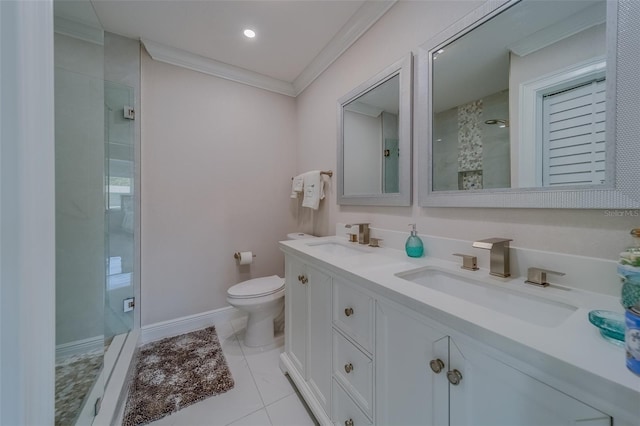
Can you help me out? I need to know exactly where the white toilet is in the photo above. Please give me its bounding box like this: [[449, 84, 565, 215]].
[[227, 232, 316, 347]]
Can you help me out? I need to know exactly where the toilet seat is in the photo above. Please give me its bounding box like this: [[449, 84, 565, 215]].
[[227, 275, 284, 299]]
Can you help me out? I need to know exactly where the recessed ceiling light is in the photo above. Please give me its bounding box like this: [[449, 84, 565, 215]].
[[243, 29, 256, 39]]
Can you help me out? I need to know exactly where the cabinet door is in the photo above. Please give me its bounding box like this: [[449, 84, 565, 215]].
[[376, 300, 449, 426], [285, 256, 307, 376], [448, 338, 611, 426], [306, 265, 332, 413]]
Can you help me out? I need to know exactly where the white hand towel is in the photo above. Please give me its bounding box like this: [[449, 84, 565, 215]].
[[302, 171, 325, 210], [291, 174, 304, 198]]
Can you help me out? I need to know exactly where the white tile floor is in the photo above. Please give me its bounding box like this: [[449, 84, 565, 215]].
[[147, 318, 317, 426]]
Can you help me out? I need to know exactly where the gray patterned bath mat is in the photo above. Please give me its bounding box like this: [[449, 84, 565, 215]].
[[123, 326, 234, 426]]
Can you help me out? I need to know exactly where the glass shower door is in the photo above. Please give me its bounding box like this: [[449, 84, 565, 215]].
[[105, 81, 136, 342], [54, 4, 105, 423]]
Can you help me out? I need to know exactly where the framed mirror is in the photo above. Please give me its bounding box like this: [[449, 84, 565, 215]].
[[417, 0, 640, 208], [338, 54, 412, 206]]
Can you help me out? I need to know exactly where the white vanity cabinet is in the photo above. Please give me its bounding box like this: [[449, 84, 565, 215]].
[[332, 278, 375, 424], [285, 256, 308, 375], [376, 297, 611, 426], [447, 336, 611, 426], [283, 255, 332, 416], [375, 298, 449, 426], [281, 249, 616, 426]]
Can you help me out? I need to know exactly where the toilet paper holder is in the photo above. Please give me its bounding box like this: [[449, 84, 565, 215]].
[[233, 252, 256, 260]]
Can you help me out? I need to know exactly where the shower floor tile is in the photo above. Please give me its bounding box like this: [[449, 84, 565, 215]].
[[55, 348, 103, 426]]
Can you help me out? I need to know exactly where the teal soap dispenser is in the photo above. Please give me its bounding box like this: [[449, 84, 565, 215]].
[[405, 224, 424, 258]]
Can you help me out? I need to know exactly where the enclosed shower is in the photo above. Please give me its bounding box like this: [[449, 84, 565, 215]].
[[53, 1, 140, 423]]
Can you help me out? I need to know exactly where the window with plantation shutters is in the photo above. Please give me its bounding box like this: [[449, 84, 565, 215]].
[[542, 78, 606, 187]]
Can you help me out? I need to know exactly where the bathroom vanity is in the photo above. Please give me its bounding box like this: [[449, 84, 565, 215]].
[[279, 235, 639, 426]]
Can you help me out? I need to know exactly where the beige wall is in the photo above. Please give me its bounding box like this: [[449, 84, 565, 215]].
[[296, 1, 637, 266], [141, 51, 298, 325], [141, 1, 635, 325]]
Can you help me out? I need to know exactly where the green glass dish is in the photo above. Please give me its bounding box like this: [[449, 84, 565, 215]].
[[588, 310, 625, 346]]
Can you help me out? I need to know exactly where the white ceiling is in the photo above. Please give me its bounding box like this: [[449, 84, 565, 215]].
[[89, 0, 376, 84]]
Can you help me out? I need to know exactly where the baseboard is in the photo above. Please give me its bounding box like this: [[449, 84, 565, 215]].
[[56, 335, 104, 360], [140, 306, 244, 345]]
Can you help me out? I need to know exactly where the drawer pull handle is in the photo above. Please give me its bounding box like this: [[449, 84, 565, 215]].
[[344, 307, 354, 317], [345, 419, 354, 426], [344, 363, 353, 373], [446, 369, 463, 385], [429, 358, 445, 374], [297, 275, 308, 284]]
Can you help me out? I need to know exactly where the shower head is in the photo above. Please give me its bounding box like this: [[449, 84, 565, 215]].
[[484, 119, 509, 127]]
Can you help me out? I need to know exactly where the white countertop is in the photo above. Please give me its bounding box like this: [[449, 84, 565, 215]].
[[280, 236, 640, 422]]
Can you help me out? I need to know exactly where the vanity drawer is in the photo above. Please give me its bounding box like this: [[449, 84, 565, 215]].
[[333, 278, 374, 352], [332, 379, 373, 426], [333, 329, 373, 417]]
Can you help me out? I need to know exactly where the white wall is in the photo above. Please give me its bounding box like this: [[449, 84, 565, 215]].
[[141, 50, 298, 326], [140, 2, 632, 326], [295, 1, 638, 271], [1, 0, 55, 422]]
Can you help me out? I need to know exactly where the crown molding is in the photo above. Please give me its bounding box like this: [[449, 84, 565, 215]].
[[142, 39, 297, 97], [292, 0, 397, 95], [508, 2, 605, 57], [142, 0, 395, 98], [54, 15, 104, 45]]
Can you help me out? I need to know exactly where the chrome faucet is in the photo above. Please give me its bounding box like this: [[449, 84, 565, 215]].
[[346, 223, 370, 245], [472, 237, 513, 278]]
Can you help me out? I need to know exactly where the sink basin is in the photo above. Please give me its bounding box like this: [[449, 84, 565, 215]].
[[306, 241, 370, 257], [396, 267, 577, 327]]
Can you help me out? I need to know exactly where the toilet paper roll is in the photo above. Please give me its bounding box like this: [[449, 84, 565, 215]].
[[237, 251, 253, 265]]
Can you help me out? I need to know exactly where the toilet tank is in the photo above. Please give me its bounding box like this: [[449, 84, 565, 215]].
[[287, 232, 316, 240]]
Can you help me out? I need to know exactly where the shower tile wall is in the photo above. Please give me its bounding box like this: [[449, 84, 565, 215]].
[[482, 91, 510, 189], [54, 32, 105, 351], [433, 90, 510, 190], [457, 99, 483, 190], [382, 111, 399, 193], [432, 107, 458, 191], [54, 29, 105, 425]]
